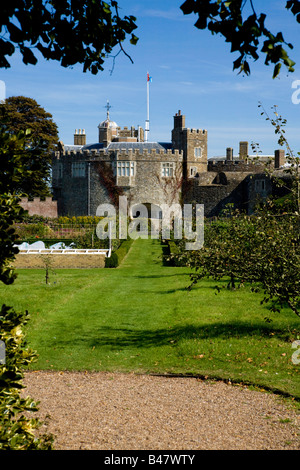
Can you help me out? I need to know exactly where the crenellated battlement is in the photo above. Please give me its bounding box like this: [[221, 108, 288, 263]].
[[207, 159, 271, 173], [57, 148, 183, 160], [19, 197, 58, 218], [186, 128, 207, 135]]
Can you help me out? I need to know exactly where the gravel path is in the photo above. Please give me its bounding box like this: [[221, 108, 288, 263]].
[[22, 371, 299, 450]]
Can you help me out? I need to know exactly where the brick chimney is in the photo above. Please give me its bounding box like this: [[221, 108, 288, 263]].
[[239, 141, 248, 160], [74, 129, 86, 146], [173, 110, 185, 129], [226, 147, 233, 161], [274, 149, 285, 168]]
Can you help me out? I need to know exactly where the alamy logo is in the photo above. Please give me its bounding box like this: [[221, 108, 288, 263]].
[[96, 197, 204, 251], [0, 80, 5, 102], [291, 80, 300, 104], [292, 340, 300, 365]]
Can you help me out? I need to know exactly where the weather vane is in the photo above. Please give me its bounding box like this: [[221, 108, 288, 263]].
[[105, 100, 112, 120]]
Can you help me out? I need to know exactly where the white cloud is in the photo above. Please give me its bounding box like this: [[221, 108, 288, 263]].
[[143, 8, 184, 21], [180, 81, 194, 86]]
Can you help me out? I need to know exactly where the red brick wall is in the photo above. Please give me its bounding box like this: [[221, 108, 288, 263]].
[[19, 197, 58, 218]]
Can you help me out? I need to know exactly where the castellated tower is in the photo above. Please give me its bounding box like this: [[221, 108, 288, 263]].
[[172, 110, 207, 178]]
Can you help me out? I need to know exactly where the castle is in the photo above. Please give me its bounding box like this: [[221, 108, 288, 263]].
[[51, 107, 287, 219]]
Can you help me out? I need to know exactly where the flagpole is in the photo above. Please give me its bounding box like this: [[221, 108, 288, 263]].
[[145, 72, 150, 142]]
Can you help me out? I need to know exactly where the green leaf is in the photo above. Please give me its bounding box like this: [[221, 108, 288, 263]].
[[180, 0, 196, 15], [273, 62, 282, 78], [21, 47, 37, 66]]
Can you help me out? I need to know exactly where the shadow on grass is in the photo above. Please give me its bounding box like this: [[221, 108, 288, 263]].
[[133, 273, 190, 279], [52, 321, 295, 350]]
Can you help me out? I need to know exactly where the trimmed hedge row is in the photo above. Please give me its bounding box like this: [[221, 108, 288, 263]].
[[105, 238, 134, 268], [166, 240, 186, 267]]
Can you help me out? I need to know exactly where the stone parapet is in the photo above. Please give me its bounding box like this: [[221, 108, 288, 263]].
[[207, 160, 268, 173], [19, 197, 58, 218], [58, 148, 183, 161]]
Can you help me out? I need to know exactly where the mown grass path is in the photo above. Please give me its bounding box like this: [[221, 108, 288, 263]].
[[1, 238, 299, 398]]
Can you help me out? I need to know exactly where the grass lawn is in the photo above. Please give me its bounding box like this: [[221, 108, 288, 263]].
[[0, 238, 299, 399]]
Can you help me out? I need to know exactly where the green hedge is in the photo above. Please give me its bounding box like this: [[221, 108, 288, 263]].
[[168, 240, 185, 267], [105, 252, 119, 268], [105, 238, 134, 268]]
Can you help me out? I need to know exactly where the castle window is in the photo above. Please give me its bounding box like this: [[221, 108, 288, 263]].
[[71, 162, 86, 177], [53, 162, 63, 179], [255, 179, 265, 192], [161, 162, 174, 177], [117, 161, 135, 177], [58, 162, 63, 179], [194, 147, 202, 158]]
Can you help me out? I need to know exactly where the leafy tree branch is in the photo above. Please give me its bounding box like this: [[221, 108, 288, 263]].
[[0, 0, 138, 74], [180, 0, 298, 77]]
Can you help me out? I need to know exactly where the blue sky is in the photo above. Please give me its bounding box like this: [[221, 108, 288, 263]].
[[1, 0, 300, 157]]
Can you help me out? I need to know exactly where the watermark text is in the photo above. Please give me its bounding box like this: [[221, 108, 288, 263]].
[[96, 197, 204, 251]]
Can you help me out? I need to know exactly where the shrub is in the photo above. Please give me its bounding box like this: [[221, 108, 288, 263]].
[[14, 223, 54, 239], [0, 305, 53, 449], [168, 240, 185, 266], [105, 238, 134, 268], [105, 252, 119, 268], [75, 229, 107, 249], [56, 215, 103, 226], [115, 238, 134, 264]]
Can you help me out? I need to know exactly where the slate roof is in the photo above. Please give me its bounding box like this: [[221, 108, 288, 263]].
[[63, 142, 173, 153], [107, 142, 172, 152], [63, 144, 85, 152]]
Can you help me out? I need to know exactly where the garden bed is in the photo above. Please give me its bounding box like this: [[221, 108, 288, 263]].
[[14, 249, 108, 269]]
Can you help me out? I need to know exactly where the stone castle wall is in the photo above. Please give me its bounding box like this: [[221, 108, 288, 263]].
[[207, 160, 269, 173], [186, 172, 251, 217], [52, 148, 184, 216]]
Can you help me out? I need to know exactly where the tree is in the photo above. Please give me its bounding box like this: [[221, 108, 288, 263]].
[[0, 96, 59, 197], [0, 0, 138, 74], [0, 127, 33, 284], [180, 0, 299, 78], [185, 207, 300, 317]]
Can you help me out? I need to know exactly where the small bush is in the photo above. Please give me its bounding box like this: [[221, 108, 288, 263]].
[[14, 223, 54, 239], [105, 252, 119, 268], [0, 305, 54, 449], [105, 238, 134, 268], [168, 240, 184, 266]]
